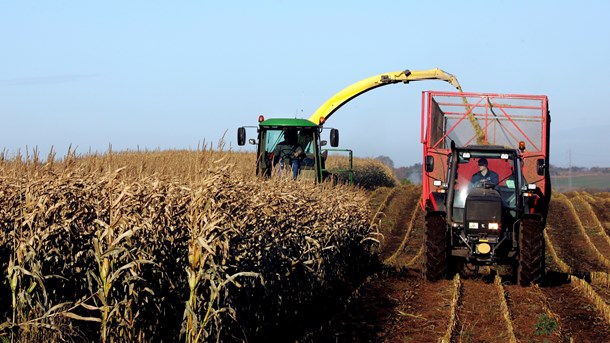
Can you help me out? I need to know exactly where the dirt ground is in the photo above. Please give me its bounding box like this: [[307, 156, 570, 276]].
[[300, 187, 610, 342]]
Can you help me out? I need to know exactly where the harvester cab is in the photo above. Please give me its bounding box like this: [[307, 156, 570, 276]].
[[237, 116, 351, 183], [422, 91, 551, 286]]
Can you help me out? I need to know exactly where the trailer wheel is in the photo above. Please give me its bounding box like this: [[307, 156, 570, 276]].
[[425, 213, 449, 281], [518, 217, 545, 286]]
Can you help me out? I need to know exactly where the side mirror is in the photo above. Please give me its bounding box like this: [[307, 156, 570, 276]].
[[248, 138, 257, 145], [537, 158, 545, 176], [237, 127, 246, 146], [425, 155, 435, 172], [320, 140, 328, 147], [330, 129, 339, 147]]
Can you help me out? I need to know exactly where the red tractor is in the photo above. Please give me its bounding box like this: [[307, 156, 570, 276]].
[[421, 91, 551, 286]]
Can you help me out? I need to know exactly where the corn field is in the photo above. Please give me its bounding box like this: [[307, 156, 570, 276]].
[[324, 155, 398, 190], [0, 146, 382, 342]]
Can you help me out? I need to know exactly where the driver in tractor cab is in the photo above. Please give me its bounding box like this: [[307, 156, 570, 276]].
[[273, 128, 304, 179], [298, 130, 315, 167], [470, 157, 499, 189]]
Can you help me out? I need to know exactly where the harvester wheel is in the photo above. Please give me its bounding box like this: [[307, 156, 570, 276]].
[[425, 213, 449, 281], [518, 217, 545, 286]]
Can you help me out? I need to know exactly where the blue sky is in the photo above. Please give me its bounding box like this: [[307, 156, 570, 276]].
[[2, 1, 610, 167]]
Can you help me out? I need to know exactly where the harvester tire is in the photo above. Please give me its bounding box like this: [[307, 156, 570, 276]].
[[518, 217, 545, 286], [425, 213, 449, 282]]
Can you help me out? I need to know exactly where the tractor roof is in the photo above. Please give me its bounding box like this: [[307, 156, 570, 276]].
[[461, 145, 517, 152], [259, 118, 318, 128]]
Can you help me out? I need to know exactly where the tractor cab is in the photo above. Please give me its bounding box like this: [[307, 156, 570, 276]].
[[429, 145, 532, 263], [448, 146, 523, 226], [238, 116, 350, 183]]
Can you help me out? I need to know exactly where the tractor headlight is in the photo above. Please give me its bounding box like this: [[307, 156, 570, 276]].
[[476, 242, 491, 254], [488, 223, 499, 230], [469, 222, 479, 229]]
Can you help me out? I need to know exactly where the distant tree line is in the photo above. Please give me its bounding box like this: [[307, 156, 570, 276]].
[[550, 165, 610, 176], [374, 156, 610, 184], [375, 156, 421, 184]]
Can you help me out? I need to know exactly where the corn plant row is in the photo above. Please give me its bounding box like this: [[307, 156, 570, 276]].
[[404, 246, 424, 269], [385, 189, 422, 265], [0, 162, 377, 342], [544, 228, 572, 274], [367, 187, 399, 257], [350, 159, 398, 190], [1, 143, 255, 179], [558, 193, 610, 271], [493, 275, 517, 343], [369, 186, 398, 228], [545, 221, 610, 327], [572, 195, 610, 254], [531, 284, 567, 339], [569, 275, 610, 326], [591, 271, 610, 289], [585, 193, 610, 236], [440, 274, 461, 343]]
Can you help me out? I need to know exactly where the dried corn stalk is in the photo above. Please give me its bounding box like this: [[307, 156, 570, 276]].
[[0, 150, 377, 342]]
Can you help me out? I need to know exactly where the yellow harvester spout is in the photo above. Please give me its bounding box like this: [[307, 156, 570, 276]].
[[308, 68, 462, 125], [308, 67, 486, 145]]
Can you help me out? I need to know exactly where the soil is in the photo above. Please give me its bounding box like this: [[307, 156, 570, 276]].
[[377, 185, 419, 261], [541, 281, 610, 341], [298, 189, 610, 342], [454, 277, 510, 342], [504, 284, 563, 342], [391, 209, 425, 268]]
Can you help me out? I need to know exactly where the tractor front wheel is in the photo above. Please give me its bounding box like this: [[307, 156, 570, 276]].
[[518, 216, 545, 286]]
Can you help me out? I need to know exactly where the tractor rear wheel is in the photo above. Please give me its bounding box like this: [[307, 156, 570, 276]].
[[518, 217, 545, 286], [425, 213, 449, 281]]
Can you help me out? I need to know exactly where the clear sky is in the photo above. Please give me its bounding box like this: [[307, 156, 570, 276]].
[[2, 1, 610, 168]]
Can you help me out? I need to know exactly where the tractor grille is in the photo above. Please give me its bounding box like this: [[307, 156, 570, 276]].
[[465, 189, 502, 234]]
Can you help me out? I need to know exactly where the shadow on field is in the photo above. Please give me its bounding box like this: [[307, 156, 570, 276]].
[[539, 270, 572, 287], [298, 266, 416, 343]]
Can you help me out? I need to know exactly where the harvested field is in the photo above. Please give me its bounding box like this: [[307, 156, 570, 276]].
[[546, 193, 608, 274], [303, 188, 610, 342]]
